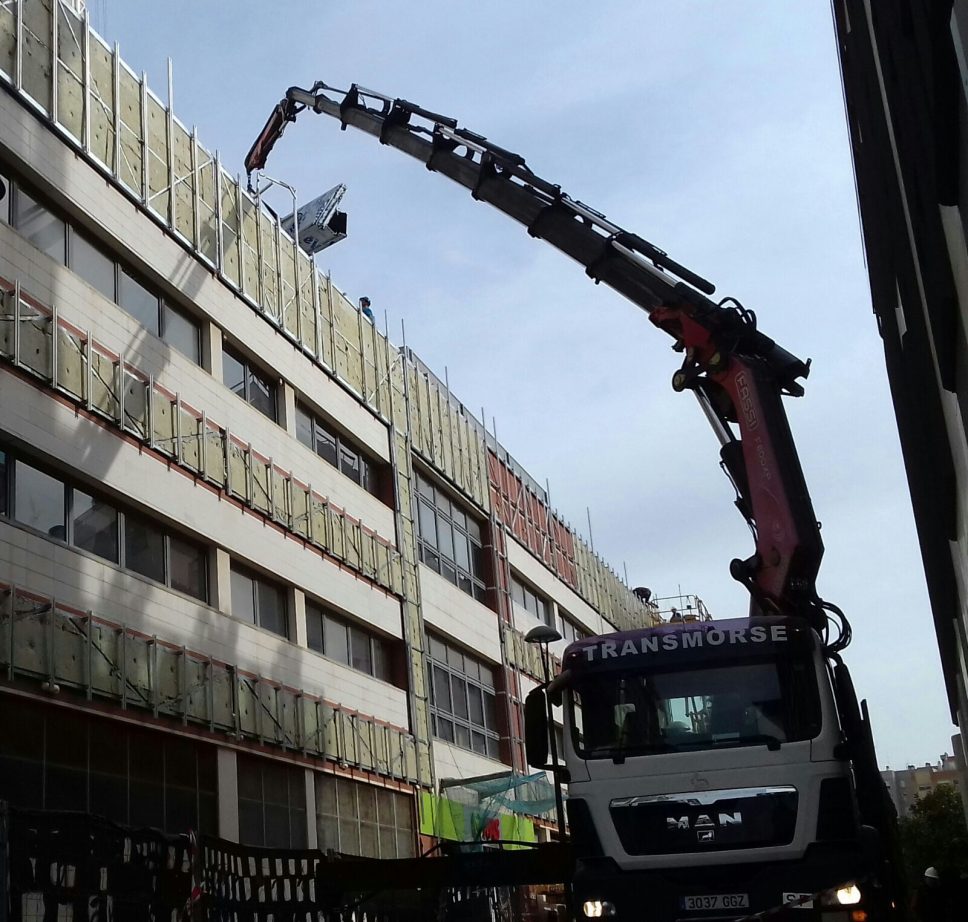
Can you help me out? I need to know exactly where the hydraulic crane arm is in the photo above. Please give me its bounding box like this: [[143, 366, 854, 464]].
[[245, 82, 848, 649]]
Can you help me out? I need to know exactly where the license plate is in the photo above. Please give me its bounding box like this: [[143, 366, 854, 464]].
[[681, 894, 750, 912], [781, 893, 815, 909]]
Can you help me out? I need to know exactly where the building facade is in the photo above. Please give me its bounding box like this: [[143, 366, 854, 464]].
[[881, 753, 962, 816], [831, 0, 968, 811], [0, 2, 658, 854]]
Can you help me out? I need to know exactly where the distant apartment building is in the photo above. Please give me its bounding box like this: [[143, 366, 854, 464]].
[[0, 4, 658, 854], [881, 753, 962, 816]]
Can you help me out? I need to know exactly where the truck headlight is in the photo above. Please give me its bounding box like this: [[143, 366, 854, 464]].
[[835, 885, 861, 905], [582, 900, 616, 918]]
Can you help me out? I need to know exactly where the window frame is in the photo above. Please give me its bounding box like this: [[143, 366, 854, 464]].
[[415, 473, 487, 603], [305, 602, 393, 683], [223, 343, 278, 422], [510, 574, 553, 626], [426, 633, 502, 760], [5, 171, 202, 364], [0, 447, 208, 602], [295, 402, 382, 498], [229, 562, 289, 638]]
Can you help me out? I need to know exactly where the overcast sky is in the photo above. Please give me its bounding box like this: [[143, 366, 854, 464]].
[[92, 0, 955, 769]]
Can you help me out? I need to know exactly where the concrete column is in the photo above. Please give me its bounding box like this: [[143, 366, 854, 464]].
[[203, 321, 222, 378], [304, 768, 318, 849], [291, 586, 307, 648], [217, 747, 240, 842], [210, 546, 232, 614]]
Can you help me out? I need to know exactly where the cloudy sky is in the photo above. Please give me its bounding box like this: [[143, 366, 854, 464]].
[[92, 0, 954, 769]]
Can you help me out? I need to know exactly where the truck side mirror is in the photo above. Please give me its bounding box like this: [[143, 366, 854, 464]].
[[525, 688, 549, 768]]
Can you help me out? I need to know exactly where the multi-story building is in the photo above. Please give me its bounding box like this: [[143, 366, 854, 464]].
[[0, 2, 657, 855], [881, 753, 962, 816], [831, 0, 968, 815]]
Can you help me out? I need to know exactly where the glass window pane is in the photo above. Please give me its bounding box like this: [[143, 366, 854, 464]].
[[468, 687, 485, 727], [324, 614, 349, 664], [119, 268, 160, 334], [472, 732, 487, 755], [71, 231, 115, 300], [314, 420, 338, 466], [169, 534, 207, 601], [464, 518, 481, 543], [14, 461, 65, 538], [453, 533, 470, 572], [222, 347, 246, 397], [436, 718, 454, 743], [247, 367, 276, 420], [416, 476, 433, 500], [483, 691, 498, 729], [429, 635, 448, 663], [447, 645, 464, 671], [349, 625, 372, 674], [0, 449, 7, 517], [306, 605, 324, 652], [417, 499, 437, 548], [451, 676, 468, 720], [372, 637, 390, 682], [339, 446, 360, 484], [71, 489, 118, 562], [486, 735, 501, 760], [124, 515, 165, 583], [470, 542, 485, 579], [295, 404, 313, 450], [437, 520, 454, 562], [162, 303, 201, 363], [15, 188, 65, 262], [455, 724, 470, 749], [0, 171, 9, 224], [71, 233, 116, 299], [433, 666, 452, 713], [230, 567, 256, 624], [257, 579, 287, 637]]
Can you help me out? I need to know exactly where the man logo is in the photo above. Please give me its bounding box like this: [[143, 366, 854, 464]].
[[666, 812, 743, 831]]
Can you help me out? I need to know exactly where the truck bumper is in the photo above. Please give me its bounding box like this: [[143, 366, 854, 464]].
[[572, 844, 882, 922]]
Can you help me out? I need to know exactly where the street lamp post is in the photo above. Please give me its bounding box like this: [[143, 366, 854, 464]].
[[524, 624, 566, 839]]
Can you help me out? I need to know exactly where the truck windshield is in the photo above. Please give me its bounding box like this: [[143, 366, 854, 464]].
[[570, 654, 822, 758]]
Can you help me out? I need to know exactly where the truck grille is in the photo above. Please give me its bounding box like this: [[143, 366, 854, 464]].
[[609, 785, 798, 855]]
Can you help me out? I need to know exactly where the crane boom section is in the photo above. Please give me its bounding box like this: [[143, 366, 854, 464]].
[[244, 82, 829, 637]]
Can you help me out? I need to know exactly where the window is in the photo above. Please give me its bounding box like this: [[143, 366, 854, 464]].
[[306, 603, 393, 682], [6, 173, 202, 363], [14, 187, 66, 262], [230, 564, 288, 637], [0, 169, 10, 224], [0, 696, 217, 833], [511, 575, 552, 626], [237, 754, 307, 849], [162, 301, 201, 363], [294, 403, 383, 499], [426, 633, 502, 760], [13, 460, 67, 538], [72, 488, 119, 563], [223, 344, 277, 421], [70, 229, 117, 300], [570, 653, 822, 760], [415, 473, 487, 602], [315, 775, 415, 858], [560, 612, 587, 643], [1, 448, 207, 601], [119, 267, 161, 334]]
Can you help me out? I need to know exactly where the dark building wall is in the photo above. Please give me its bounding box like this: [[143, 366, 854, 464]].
[[831, 0, 968, 783]]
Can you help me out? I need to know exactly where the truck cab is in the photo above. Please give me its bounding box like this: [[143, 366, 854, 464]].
[[528, 616, 886, 921]]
